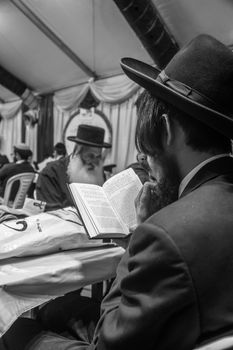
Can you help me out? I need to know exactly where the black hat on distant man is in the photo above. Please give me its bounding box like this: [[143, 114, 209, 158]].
[[14, 143, 32, 158], [67, 124, 111, 148], [121, 34, 233, 139]]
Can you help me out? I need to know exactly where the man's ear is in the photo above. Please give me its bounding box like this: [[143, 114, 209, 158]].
[[15, 151, 20, 160], [161, 113, 172, 147]]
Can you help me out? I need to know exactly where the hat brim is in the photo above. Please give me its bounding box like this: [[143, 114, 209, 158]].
[[67, 136, 111, 149], [103, 163, 116, 172], [121, 57, 233, 139]]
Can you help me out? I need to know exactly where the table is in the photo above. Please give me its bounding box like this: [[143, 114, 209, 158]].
[[0, 244, 124, 337]]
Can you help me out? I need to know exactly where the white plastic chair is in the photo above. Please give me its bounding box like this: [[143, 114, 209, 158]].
[[3, 172, 35, 209]]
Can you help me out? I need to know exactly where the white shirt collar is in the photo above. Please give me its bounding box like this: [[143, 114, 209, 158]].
[[179, 153, 232, 197]]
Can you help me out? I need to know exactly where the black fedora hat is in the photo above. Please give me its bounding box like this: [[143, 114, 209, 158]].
[[121, 34, 233, 139], [67, 124, 111, 148], [14, 143, 32, 157]]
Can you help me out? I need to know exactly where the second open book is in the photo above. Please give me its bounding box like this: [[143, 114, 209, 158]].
[[69, 168, 143, 239]]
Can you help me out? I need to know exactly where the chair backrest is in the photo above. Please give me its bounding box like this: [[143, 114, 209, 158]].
[[3, 172, 35, 209], [195, 334, 233, 350]]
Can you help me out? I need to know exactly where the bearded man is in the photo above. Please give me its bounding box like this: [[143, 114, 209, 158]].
[[3, 34, 233, 350], [36, 124, 111, 210]]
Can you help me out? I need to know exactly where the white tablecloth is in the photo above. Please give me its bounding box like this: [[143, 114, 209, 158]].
[[0, 245, 124, 337]]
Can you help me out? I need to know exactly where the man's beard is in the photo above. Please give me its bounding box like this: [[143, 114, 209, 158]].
[[149, 156, 181, 216], [150, 178, 179, 214], [67, 155, 104, 186]]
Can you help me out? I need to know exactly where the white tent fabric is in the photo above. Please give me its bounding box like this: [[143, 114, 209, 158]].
[[0, 105, 22, 160], [0, 101, 38, 162], [0, 0, 152, 99], [154, 0, 233, 47], [98, 95, 140, 172], [0, 101, 22, 120], [54, 75, 139, 112], [0, 0, 232, 102]]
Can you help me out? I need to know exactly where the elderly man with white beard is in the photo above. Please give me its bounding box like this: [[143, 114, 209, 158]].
[[36, 124, 111, 210]]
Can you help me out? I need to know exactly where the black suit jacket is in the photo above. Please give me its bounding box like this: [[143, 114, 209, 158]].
[[0, 154, 9, 169], [4, 156, 233, 350], [93, 156, 233, 350], [36, 156, 72, 210]]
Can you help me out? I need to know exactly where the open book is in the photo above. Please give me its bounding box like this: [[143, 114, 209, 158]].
[[69, 168, 143, 239]]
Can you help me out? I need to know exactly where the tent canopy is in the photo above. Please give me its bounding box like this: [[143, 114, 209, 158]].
[[0, 0, 232, 102]]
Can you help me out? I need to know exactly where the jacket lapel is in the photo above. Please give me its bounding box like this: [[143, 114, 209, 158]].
[[180, 156, 233, 198]]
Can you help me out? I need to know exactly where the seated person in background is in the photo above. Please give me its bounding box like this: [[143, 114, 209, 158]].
[[0, 138, 9, 169], [126, 152, 150, 183], [37, 152, 54, 172], [0, 143, 35, 200], [36, 124, 111, 210], [0, 153, 9, 169], [52, 142, 67, 160], [4, 34, 233, 350], [36, 142, 67, 172]]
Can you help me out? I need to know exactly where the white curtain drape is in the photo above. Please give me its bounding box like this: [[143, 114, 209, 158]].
[[25, 123, 38, 162], [0, 100, 22, 120], [0, 101, 22, 160], [54, 85, 89, 113], [0, 100, 38, 161], [0, 75, 140, 168], [53, 75, 141, 172], [98, 95, 139, 171], [90, 75, 139, 104]]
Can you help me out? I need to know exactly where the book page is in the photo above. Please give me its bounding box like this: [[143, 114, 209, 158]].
[[103, 168, 143, 229], [69, 183, 128, 237]]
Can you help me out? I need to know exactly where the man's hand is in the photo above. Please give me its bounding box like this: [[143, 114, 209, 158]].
[[135, 181, 160, 225], [113, 236, 131, 249]]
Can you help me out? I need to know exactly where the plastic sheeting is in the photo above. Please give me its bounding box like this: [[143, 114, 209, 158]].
[[0, 207, 124, 336], [0, 207, 107, 260], [0, 245, 124, 337]]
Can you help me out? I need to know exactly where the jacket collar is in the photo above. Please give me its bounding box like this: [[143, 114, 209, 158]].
[[180, 155, 233, 198], [16, 160, 27, 164]]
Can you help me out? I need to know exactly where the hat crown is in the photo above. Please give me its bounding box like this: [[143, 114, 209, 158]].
[[76, 124, 105, 145], [164, 35, 233, 114], [14, 142, 31, 151], [14, 143, 32, 157], [67, 123, 111, 148]]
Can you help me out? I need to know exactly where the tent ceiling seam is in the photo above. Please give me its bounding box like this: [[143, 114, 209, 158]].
[[9, 0, 97, 79]]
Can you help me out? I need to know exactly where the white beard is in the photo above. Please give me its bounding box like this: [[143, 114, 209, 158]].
[[67, 155, 104, 186]]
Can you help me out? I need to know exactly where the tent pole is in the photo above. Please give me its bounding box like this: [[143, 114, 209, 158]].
[[113, 0, 179, 69]]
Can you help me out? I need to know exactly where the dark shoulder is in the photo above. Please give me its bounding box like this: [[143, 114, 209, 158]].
[[0, 154, 9, 162], [41, 156, 69, 172], [145, 180, 233, 247], [0, 162, 16, 170]]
